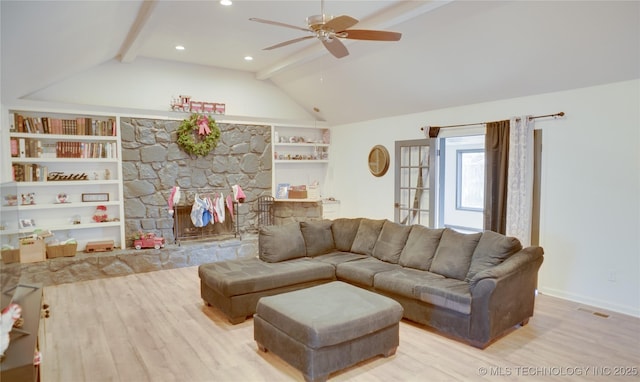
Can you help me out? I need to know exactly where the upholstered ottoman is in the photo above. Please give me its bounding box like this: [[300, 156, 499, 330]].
[[254, 281, 403, 382]]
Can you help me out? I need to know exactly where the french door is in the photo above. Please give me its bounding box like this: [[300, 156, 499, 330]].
[[394, 139, 434, 226]]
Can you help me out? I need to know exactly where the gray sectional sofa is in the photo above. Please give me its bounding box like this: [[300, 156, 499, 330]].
[[198, 218, 544, 348]]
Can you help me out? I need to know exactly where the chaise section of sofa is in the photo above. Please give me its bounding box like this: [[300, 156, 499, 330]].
[[198, 217, 544, 348], [199, 222, 336, 323]]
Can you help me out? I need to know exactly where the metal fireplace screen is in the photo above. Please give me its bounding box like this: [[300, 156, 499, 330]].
[[173, 190, 239, 245], [258, 195, 274, 226]]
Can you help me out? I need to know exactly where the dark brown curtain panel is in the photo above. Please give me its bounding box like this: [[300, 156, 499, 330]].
[[484, 120, 510, 233]]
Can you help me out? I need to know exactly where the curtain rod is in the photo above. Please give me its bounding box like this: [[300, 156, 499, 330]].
[[419, 112, 565, 132]]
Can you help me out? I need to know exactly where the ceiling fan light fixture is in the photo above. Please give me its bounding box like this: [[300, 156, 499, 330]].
[[175, 45, 185, 51]]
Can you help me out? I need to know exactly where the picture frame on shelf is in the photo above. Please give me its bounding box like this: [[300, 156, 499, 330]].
[[276, 183, 289, 199], [82, 193, 109, 202], [19, 218, 35, 228]]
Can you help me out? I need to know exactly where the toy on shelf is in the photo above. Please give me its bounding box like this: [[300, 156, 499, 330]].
[[92, 205, 108, 223], [133, 232, 165, 250]]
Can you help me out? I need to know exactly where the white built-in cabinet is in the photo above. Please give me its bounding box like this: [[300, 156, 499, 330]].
[[271, 124, 330, 200], [1, 108, 125, 252]]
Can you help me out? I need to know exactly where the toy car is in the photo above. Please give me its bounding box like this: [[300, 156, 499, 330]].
[[134, 233, 165, 250]]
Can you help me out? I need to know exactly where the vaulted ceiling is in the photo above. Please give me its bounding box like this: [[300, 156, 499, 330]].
[[2, 1, 638, 125]]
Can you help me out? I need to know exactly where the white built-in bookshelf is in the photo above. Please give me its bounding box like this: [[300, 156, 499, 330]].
[[1, 109, 125, 252], [272, 124, 330, 200]]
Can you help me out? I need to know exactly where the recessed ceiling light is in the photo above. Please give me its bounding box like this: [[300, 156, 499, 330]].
[[244, 56, 254, 61], [175, 45, 185, 51], [220, 0, 232, 5]]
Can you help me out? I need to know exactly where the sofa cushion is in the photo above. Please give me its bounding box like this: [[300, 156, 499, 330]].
[[374, 268, 471, 314], [310, 251, 369, 266], [336, 257, 401, 287], [259, 222, 306, 262], [372, 220, 412, 263], [465, 230, 522, 282], [350, 218, 385, 256], [412, 278, 472, 315], [331, 218, 362, 251], [300, 220, 335, 257], [373, 268, 445, 299], [198, 258, 335, 297], [429, 229, 482, 280], [398, 225, 444, 271]]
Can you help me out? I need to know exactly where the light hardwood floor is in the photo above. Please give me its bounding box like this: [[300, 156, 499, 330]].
[[40, 267, 640, 382]]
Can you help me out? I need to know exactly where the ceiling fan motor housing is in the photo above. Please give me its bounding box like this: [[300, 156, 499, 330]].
[[306, 14, 333, 30]]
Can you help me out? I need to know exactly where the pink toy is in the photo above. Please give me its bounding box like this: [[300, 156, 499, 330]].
[[134, 233, 166, 250]]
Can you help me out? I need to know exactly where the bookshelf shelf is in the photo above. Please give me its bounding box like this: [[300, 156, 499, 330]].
[[10, 180, 120, 187], [11, 158, 119, 164], [2, 200, 120, 211], [10, 132, 117, 141], [1, 109, 126, 253], [274, 160, 329, 164], [0, 222, 122, 237], [274, 142, 330, 148]]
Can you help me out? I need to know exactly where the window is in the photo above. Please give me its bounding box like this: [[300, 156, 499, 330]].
[[437, 134, 485, 232], [456, 149, 484, 211]]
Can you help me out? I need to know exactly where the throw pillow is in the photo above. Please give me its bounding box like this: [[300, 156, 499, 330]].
[[259, 222, 306, 263], [300, 220, 335, 257], [465, 230, 522, 282], [429, 228, 482, 280], [350, 218, 385, 256], [331, 218, 363, 251], [398, 225, 444, 270], [372, 220, 412, 263]]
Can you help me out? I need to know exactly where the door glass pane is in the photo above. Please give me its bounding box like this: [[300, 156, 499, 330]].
[[410, 146, 420, 166], [401, 146, 410, 163], [401, 168, 410, 186], [410, 167, 419, 186], [400, 189, 409, 209]]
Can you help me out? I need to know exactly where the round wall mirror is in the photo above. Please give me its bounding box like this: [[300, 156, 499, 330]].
[[368, 145, 390, 177]]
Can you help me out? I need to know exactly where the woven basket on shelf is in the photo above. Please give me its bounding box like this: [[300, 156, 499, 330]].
[[1, 249, 20, 264], [46, 243, 78, 258]]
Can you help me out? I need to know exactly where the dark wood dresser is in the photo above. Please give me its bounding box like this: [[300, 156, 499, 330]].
[[1, 284, 43, 382]]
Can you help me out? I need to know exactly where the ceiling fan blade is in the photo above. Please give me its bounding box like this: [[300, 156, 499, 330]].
[[263, 36, 315, 50], [324, 15, 358, 32], [342, 29, 402, 41], [249, 17, 312, 33], [322, 38, 349, 58]]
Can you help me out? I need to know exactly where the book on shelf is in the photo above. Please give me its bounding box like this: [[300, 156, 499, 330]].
[[12, 113, 117, 136], [11, 163, 46, 182], [52, 141, 116, 158], [19, 138, 26, 158], [10, 138, 18, 157]]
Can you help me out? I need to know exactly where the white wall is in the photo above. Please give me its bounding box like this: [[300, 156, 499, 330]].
[[328, 79, 640, 317], [24, 57, 315, 122]]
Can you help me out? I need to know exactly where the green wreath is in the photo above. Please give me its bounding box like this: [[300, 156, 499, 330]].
[[176, 114, 221, 157]]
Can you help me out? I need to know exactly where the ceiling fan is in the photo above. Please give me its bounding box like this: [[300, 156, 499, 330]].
[[249, 0, 402, 59]]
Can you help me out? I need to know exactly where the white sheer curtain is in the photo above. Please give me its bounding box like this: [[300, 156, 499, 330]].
[[506, 116, 535, 246]]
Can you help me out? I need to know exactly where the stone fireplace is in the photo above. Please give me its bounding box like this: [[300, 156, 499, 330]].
[[120, 117, 272, 245]]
